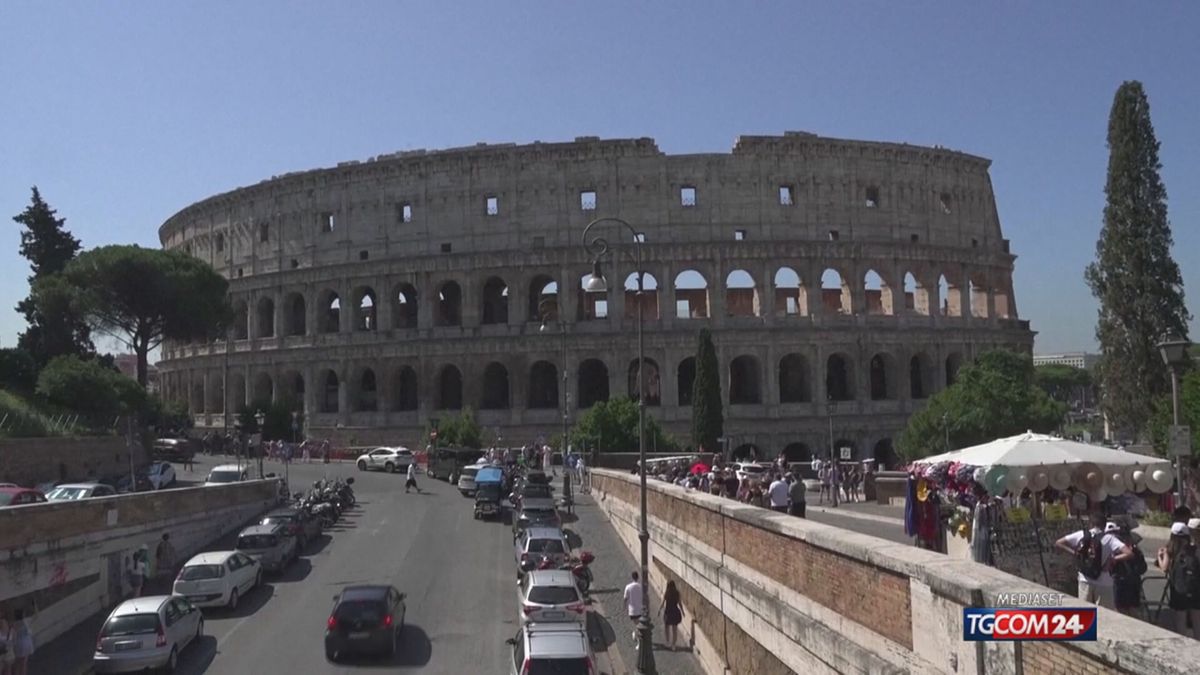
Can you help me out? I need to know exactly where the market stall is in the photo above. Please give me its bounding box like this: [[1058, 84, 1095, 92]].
[[906, 432, 1174, 593]]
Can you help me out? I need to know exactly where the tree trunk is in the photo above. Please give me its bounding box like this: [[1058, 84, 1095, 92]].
[[136, 342, 149, 388]]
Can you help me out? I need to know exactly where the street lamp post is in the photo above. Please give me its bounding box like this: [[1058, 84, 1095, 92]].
[[540, 300, 570, 471], [581, 217, 655, 675], [1158, 336, 1191, 508], [255, 409, 266, 479], [826, 398, 838, 507]]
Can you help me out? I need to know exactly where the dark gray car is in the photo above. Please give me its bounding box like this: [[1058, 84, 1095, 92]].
[[261, 508, 321, 549]]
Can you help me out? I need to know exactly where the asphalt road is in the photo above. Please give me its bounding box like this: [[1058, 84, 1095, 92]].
[[62, 455, 524, 675]]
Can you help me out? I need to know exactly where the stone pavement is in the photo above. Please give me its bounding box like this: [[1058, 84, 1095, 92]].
[[567, 492, 703, 675]]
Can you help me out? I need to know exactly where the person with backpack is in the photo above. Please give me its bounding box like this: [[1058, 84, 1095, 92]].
[[1156, 522, 1200, 637], [1054, 512, 1134, 609], [1108, 522, 1148, 617]]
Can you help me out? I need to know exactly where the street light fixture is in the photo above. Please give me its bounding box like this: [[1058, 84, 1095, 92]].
[[540, 300, 570, 470], [580, 216, 655, 675], [1158, 335, 1191, 507], [254, 409, 266, 479]]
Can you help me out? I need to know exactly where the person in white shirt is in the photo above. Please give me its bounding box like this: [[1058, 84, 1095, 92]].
[[623, 570, 645, 642], [768, 474, 790, 513], [1054, 512, 1134, 609], [405, 462, 422, 494]]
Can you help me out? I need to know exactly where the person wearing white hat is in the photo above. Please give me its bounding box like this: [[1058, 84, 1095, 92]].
[[1106, 522, 1148, 617], [1156, 522, 1200, 638], [1054, 512, 1134, 609]]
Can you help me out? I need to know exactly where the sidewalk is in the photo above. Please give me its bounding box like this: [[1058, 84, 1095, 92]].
[[567, 494, 703, 675]]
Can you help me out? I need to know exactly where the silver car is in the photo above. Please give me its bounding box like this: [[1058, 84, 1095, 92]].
[[93, 595, 203, 673], [518, 570, 587, 625], [514, 527, 571, 572], [235, 524, 298, 573], [506, 622, 594, 675]]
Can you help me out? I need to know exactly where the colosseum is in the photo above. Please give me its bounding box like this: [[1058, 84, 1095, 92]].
[[156, 131, 1034, 466]]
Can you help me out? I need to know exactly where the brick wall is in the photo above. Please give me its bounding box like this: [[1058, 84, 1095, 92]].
[[1022, 643, 1127, 675], [0, 436, 146, 487]]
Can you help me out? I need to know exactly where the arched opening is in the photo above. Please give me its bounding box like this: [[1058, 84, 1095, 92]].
[[869, 353, 896, 400], [356, 369, 378, 412], [481, 277, 509, 325], [481, 362, 511, 409], [284, 292, 306, 336], [391, 366, 418, 412], [946, 353, 963, 387], [910, 353, 933, 399], [627, 358, 662, 406], [994, 281, 1013, 319], [904, 272, 929, 316], [677, 357, 696, 406], [354, 287, 377, 331], [232, 301, 249, 340], [826, 353, 854, 401], [731, 444, 759, 462], [436, 282, 462, 327], [624, 272, 660, 321], [774, 267, 808, 316], [873, 438, 898, 471], [864, 270, 893, 315], [674, 270, 709, 319], [725, 270, 760, 318], [318, 290, 341, 333], [577, 359, 609, 408], [528, 361, 559, 409], [189, 381, 205, 413], [529, 276, 559, 322], [228, 373, 246, 412], [437, 365, 463, 409], [320, 371, 339, 413], [279, 371, 304, 408], [205, 376, 224, 413], [255, 297, 275, 338], [253, 372, 274, 403], [969, 278, 990, 319], [729, 355, 762, 404], [782, 442, 812, 464], [821, 269, 850, 314], [578, 273, 608, 321], [938, 274, 961, 317], [778, 354, 810, 403], [392, 283, 418, 329]]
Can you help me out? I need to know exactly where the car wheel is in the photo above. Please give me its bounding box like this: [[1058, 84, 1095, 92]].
[[254, 570, 263, 588], [165, 646, 178, 672], [357, 460, 367, 471], [385, 462, 395, 473], [326, 648, 337, 662], [227, 588, 239, 610], [196, 618, 204, 641]]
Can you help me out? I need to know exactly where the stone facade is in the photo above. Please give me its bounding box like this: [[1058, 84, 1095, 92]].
[[155, 132, 1034, 459]]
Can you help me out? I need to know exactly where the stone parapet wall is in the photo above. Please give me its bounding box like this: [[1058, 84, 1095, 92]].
[[590, 468, 1200, 675], [0, 436, 145, 487]]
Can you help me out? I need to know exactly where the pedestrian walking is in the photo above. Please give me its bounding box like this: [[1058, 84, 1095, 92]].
[[768, 474, 790, 513], [155, 533, 177, 582], [1157, 522, 1200, 636], [787, 473, 807, 518], [1109, 522, 1147, 618], [1055, 512, 1134, 609], [8, 604, 34, 675], [829, 463, 841, 507], [1, 607, 15, 675], [127, 552, 146, 598], [623, 571, 645, 643], [660, 579, 685, 650], [818, 465, 830, 505], [405, 462, 422, 494]]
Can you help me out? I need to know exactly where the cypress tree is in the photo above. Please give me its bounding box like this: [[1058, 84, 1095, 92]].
[[691, 328, 724, 454], [1084, 81, 1189, 437], [13, 187, 93, 365]]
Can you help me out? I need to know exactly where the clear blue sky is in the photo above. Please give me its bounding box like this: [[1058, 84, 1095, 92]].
[[2, 2, 1197, 355]]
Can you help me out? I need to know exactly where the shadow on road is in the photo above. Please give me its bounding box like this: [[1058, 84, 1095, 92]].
[[303, 534, 333, 555], [206, 582, 275, 619], [175, 634, 218, 675], [587, 611, 617, 650], [276, 557, 313, 582], [334, 624, 433, 669], [563, 528, 583, 550]]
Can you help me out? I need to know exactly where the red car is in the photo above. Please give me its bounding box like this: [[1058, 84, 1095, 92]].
[[0, 486, 48, 507]]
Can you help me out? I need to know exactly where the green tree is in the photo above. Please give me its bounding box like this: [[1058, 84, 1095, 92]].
[[1034, 364, 1093, 404], [0, 348, 38, 392], [36, 354, 146, 417], [143, 395, 193, 435], [45, 245, 230, 386], [12, 187, 93, 365], [569, 396, 674, 452], [691, 328, 723, 453], [897, 350, 1067, 461], [428, 408, 483, 448], [1148, 370, 1200, 456], [1085, 81, 1190, 438], [237, 398, 303, 442]]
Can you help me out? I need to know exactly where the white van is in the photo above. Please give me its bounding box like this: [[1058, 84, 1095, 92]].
[[457, 463, 488, 497]]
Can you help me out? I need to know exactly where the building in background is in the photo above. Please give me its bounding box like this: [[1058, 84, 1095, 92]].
[[1033, 352, 1099, 371], [114, 354, 159, 393]]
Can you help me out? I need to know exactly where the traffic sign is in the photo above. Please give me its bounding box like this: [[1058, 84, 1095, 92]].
[[839, 446, 852, 461], [1170, 425, 1191, 457]]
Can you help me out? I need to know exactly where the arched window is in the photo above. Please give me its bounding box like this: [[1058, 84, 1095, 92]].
[[729, 355, 761, 404], [624, 272, 660, 320], [627, 358, 661, 406], [826, 354, 854, 401], [481, 362, 511, 409], [392, 367, 418, 411], [437, 365, 463, 409], [392, 283, 419, 329], [255, 297, 275, 338], [320, 371, 339, 413], [481, 277, 509, 325], [355, 287, 377, 331], [530, 276, 559, 322], [318, 290, 341, 333], [821, 269, 849, 314], [577, 359, 609, 408], [724, 270, 759, 317], [528, 361, 559, 409], [436, 282, 462, 327], [674, 270, 709, 319], [774, 267, 807, 316], [779, 354, 810, 403], [284, 292, 306, 336], [677, 357, 696, 406]]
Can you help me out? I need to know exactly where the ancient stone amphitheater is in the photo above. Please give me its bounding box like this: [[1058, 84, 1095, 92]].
[[157, 132, 1033, 464]]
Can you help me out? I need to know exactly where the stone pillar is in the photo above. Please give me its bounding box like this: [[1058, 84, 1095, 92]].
[[337, 366, 351, 426], [418, 273, 434, 329], [509, 272, 527, 327], [377, 359, 392, 416], [607, 354, 624, 404], [375, 278, 392, 331], [560, 267, 579, 325], [306, 286, 319, 336], [761, 260, 777, 323], [706, 262, 724, 322], [765, 344, 779, 406], [339, 286, 354, 333], [659, 262, 676, 326], [273, 292, 285, 338], [461, 273, 480, 327]]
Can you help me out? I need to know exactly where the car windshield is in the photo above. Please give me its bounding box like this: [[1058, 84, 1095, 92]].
[[528, 586, 579, 605], [0, 493, 15, 506], [207, 470, 242, 483], [335, 600, 385, 622], [528, 539, 565, 555], [462, 467, 479, 478], [262, 515, 296, 525], [179, 564, 224, 580], [46, 487, 89, 500], [238, 535, 277, 549], [102, 614, 161, 637], [521, 485, 553, 499], [477, 484, 502, 498], [529, 658, 589, 675], [521, 510, 558, 523]]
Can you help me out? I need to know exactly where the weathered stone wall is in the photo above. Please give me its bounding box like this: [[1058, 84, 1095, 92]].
[[591, 468, 1200, 675], [0, 436, 146, 487], [0, 480, 278, 646]]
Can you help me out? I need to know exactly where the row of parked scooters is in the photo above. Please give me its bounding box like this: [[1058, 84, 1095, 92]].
[[291, 477, 356, 528]]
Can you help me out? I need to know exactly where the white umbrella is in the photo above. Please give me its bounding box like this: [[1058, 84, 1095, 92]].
[[912, 431, 1170, 470]]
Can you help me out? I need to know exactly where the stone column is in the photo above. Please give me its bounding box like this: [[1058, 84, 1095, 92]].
[[375, 278, 392, 332], [418, 273, 434, 329], [761, 260, 777, 323], [339, 287, 354, 333], [337, 366, 351, 426], [461, 273, 480, 327], [302, 365, 317, 418], [306, 286, 319, 336]]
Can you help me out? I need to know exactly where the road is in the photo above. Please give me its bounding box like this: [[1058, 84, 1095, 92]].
[[41, 454, 525, 675]]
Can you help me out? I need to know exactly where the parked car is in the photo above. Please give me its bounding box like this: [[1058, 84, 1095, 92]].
[[93, 595, 204, 674], [518, 570, 587, 625], [426, 447, 484, 482], [145, 461, 177, 490], [152, 437, 196, 462], [506, 622, 594, 675], [204, 464, 250, 486], [45, 482, 117, 501], [0, 486, 47, 507], [734, 461, 770, 482], [457, 462, 488, 496], [261, 507, 321, 548], [512, 505, 562, 538], [173, 551, 262, 609], [514, 527, 571, 572], [355, 447, 414, 474], [513, 483, 556, 511], [236, 523, 298, 573], [325, 584, 408, 662], [115, 472, 154, 494]]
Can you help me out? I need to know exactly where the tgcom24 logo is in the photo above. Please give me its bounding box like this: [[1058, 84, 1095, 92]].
[[962, 608, 1098, 641]]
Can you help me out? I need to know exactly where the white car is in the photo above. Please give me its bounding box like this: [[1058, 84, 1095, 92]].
[[173, 551, 262, 609], [45, 482, 117, 501], [204, 464, 250, 486], [457, 462, 489, 496], [145, 461, 177, 490], [356, 447, 414, 473], [733, 462, 770, 482], [93, 595, 203, 673], [518, 570, 587, 625]]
